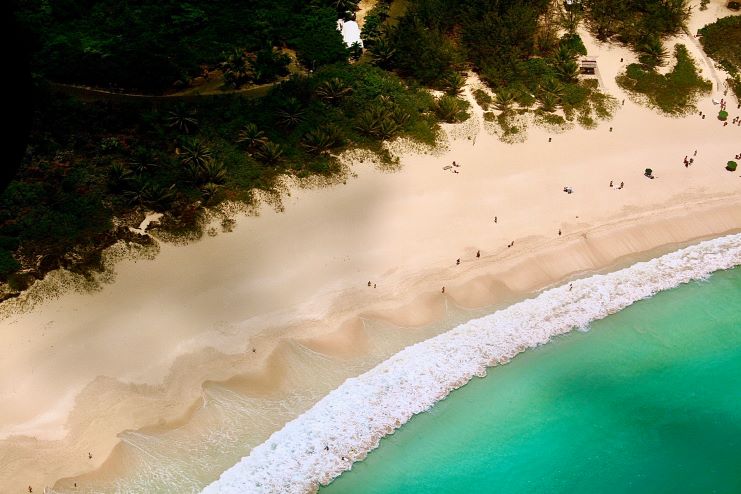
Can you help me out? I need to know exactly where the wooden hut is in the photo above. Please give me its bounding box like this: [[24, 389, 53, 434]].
[[580, 56, 597, 75]]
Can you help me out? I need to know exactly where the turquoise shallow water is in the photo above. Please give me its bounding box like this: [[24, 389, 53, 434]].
[[321, 267, 741, 494]]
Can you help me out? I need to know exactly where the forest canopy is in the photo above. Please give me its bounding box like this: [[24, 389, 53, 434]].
[[15, 0, 349, 92]]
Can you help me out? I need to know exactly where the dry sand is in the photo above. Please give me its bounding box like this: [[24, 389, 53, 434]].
[[2, 3, 741, 491]]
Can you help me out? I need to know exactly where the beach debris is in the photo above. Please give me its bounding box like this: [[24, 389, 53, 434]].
[[563, 186, 574, 194], [443, 165, 452, 170]]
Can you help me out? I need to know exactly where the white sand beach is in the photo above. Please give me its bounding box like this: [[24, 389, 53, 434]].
[[1, 3, 740, 491]]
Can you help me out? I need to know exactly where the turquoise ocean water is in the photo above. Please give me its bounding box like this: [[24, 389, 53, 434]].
[[321, 267, 741, 494]]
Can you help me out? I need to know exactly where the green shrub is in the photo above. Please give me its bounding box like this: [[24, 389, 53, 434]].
[[718, 110, 729, 121], [473, 89, 492, 110], [616, 44, 712, 114], [727, 161, 738, 172], [0, 249, 20, 279]]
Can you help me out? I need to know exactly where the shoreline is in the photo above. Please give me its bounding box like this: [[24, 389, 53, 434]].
[[3, 12, 741, 489], [8, 196, 741, 493], [205, 233, 741, 493]]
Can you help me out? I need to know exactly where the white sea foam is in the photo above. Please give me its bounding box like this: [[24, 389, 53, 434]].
[[202, 233, 741, 494]]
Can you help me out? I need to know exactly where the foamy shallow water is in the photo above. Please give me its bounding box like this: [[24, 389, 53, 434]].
[[203, 233, 741, 494]]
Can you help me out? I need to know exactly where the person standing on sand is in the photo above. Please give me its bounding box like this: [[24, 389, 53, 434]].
[[494, 216, 498, 223], [368, 281, 371, 287], [456, 258, 461, 265], [558, 229, 562, 236], [610, 180, 613, 187], [442, 286, 445, 294], [476, 250, 480, 258], [620, 181, 624, 189]]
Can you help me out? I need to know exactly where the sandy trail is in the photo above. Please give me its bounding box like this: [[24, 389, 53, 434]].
[[2, 3, 741, 491]]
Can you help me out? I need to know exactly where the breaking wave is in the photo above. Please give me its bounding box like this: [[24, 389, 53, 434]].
[[203, 233, 741, 494]]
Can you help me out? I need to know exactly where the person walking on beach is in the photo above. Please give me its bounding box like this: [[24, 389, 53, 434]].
[[28, 486, 32, 493], [456, 258, 461, 265], [368, 281, 371, 287], [620, 181, 624, 189], [442, 286, 445, 294], [476, 250, 481, 258], [494, 216, 498, 223], [558, 229, 562, 236], [610, 180, 613, 187]]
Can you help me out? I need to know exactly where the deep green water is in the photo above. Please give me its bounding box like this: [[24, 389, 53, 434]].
[[322, 267, 741, 494]]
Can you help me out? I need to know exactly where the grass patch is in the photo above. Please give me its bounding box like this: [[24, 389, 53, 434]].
[[616, 44, 712, 114], [473, 89, 492, 110]]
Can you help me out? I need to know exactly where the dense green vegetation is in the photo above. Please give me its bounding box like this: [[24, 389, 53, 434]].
[[0, 62, 441, 287], [5, 0, 708, 293], [583, 0, 690, 46], [698, 15, 741, 100], [616, 44, 711, 114], [15, 0, 350, 93]]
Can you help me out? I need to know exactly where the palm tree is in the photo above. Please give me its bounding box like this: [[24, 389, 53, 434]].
[[434, 96, 465, 123], [355, 109, 383, 137], [559, 2, 582, 35], [201, 182, 222, 204], [221, 49, 252, 88], [539, 78, 565, 101], [166, 107, 199, 134], [198, 160, 227, 185], [639, 38, 668, 68], [444, 72, 466, 96], [369, 37, 397, 69], [391, 106, 410, 127], [302, 128, 336, 155], [255, 141, 284, 165], [127, 157, 157, 176], [108, 163, 132, 192], [376, 118, 400, 139], [555, 59, 580, 83], [276, 98, 305, 128], [126, 181, 175, 210], [539, 92, 559, 113], [315, 78, 353, 105], [180, 140, 212, 169], [494, 89, 516, 113], [236, 123, 268, 150]]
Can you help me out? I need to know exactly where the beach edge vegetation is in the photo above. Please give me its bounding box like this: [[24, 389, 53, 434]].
[[2, 0, 725, 297]]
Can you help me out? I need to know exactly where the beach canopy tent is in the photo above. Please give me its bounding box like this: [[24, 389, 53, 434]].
[[337, 20, 363, 48]]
